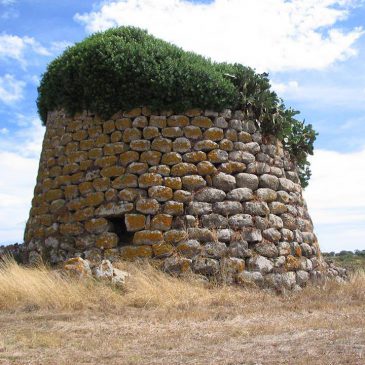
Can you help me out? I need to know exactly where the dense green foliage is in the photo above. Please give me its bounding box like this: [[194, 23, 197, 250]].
[[37, 26, 317, 187]]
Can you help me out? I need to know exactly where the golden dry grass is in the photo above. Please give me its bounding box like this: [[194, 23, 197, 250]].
[[0, 258, 364, 365]]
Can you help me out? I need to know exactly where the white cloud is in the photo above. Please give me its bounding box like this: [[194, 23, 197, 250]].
[[0, 33, 70, 67], [0, 117, 45, 244], [0, 74, 25, 104], [0, 0, 16, 5], [75, 0, 364, 72], [271, 79, 365, 110], [304, 147, 365, 252], [0, 33, 51, 66]]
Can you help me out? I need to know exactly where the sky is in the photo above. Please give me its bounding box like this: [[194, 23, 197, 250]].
[[0, 0, 364, 253]]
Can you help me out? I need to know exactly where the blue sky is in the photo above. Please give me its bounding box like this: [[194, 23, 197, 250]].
[[0, 0, 364, 252]]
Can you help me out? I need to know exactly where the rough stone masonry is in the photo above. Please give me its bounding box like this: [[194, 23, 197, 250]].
[[23, 107, 339, 291]]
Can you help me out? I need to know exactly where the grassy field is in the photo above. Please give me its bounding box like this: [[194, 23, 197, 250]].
[[0, 259, 364, 365]]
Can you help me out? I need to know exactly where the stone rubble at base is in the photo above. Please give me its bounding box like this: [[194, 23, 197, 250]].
[[20, 107, 348, 291]]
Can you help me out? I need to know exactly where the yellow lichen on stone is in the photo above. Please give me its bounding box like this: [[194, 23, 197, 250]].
[[120, 245, 152, 260], [100, 165, 125, 178], [133, 230, 164, 245], [85, 192, 104, 207], [191, 116, 213, 128], [161, 152, 182, 165], [140, 151, 162, 165], [152, 242, 174, 258], [170, 163, 197, 177], [96, 232, 119, 249], [138, 173, 163, 188], [285, 255, 301, 271], [164, 177, 182, 190], [125, 214, 146, 232], [151, 214, 173, 231]]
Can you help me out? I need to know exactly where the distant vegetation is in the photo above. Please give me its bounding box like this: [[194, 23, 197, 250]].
[[323, 250, 365, 272], [37, 26, 316, 187]]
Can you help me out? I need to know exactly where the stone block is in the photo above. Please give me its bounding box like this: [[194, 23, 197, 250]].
[[247, 255, 273, 274], [118, 188, 147, 201], [191, 116, 213, 128], [45, 189, 64, 202], [162, 127, 183, 138], [130, 139, 151, 151], [187, 228, 214, 242], [126, 162, 149, 175], [140, 151, 162, 165], [201, 214, 228, 228], [123, 128, 142, 143], [151, 214, 173, 231], [213, 201, 243, 215], [204, 127, 224, 141], [164, 230, 187, 244], [208, 149, 228, 163], [194, 140, 218, 151], [196, 161, 216, 175], [256, 188, 277, 202], [152, 242, 174, 258], [148, 165, 170, 176], [245, 201, 270, 216], [59, 222, 84, 236], [138, 172, 163, 188], [133, 230, 164, 245], [148, 185, 173, 201], [181, 175, 206, 191], [167, 115, 189, 127], [149, 115, 167, 128], [183, 125, 202, 139], [212, 172, 236, 192], [203, 241, 227, 259], [125, 214, 146, 232], [172, 137, 191, 153], [114, 174, 138, 189], [219, 139, 234, 151], [164, 177, 182, 190], [194, 187, 226, 203], [226, 188, 253, 202], [161, 152, 182, 165], [132, 116, 148, 128], [95, 201, 133, 217], [100, 166, 125, 178], [260, 174, 279, 190], [236, 173, 259, 190], [171, 162, 197, 176], [163, 200, 184, 215], [143, 126, 160, 139], [173, 190, 192, 203], [111, 130, 122, 143], [183, 151, 206, 163], [85, 218, 111, 234], [151, 137, 172, 153], [228, 214, 253, 229], [136, 198, 160, 214], [120, 151, 139, 166], [187, 201, 212, 215], [120, 245, 152, 260], [192, 257, 219, 276], [176, 240, 201, 258], [115, 118, 132, 130]]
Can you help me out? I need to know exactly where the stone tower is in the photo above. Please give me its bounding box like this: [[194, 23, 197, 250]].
[[24, 106, 326, 290]]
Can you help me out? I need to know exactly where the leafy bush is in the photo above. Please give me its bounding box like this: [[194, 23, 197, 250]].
[[37, 26, 317, 187]]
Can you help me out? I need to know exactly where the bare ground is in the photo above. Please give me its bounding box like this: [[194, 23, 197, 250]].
[[0, 260, 364, 365]]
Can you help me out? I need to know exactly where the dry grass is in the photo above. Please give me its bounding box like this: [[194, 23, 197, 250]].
[[0, 258, 364, 365]]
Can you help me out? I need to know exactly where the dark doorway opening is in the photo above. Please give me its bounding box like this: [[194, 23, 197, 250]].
[[107, 216, 134, 246]]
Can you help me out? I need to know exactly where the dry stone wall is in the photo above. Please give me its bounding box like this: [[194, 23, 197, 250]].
[[24, 107, 325, 290]]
